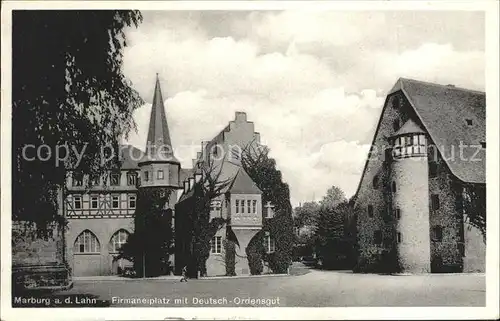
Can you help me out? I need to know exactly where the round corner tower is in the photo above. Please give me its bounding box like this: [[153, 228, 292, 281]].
[[138, 74, 182, 210], [389, 119, 431, 273]]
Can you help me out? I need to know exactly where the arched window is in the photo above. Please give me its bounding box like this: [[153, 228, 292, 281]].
[[109, 229, 130, 253], [74, 230, 100, 253]]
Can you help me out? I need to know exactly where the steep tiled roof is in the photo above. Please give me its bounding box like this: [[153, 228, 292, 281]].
[[393, 118, 425, 136], [396, 78, 485, 183], [227, 167, 262, 195]]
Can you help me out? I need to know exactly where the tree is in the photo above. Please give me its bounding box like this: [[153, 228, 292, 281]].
[[294, 201, 320, 228], [190, 160, 232, 277], [320, 186, 347, 209], [242, 144, 294, 274], [116, 188, 174, 277], [12, 10, 143, 235]]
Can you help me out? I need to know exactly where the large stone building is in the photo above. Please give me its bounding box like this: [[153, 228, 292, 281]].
[[64, 75, 187, 276], [175, 112, 276, 276], [351, 78, 486, 273]]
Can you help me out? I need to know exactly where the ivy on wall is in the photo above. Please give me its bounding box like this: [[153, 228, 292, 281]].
[[242, 143, 294, 274]]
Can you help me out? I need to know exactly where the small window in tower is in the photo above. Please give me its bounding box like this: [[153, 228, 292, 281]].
[[465, 119, 473, 126], [431, 194, 440, 210], [397, 232, 402, 243], [374, 230, 382, 245], [110, 172, 120, 186], [235, 200, 239, 214], [391, 181, 397, 193], [429, 161, 438, 178], [432, 226, 443, 242], [367, 205, 374, 218], [144, 171, 149, 182], [157, 170, 164, 180], [393, 119, 400, 132], [372, 175, 379, 189], [394, 208, 401, 220]]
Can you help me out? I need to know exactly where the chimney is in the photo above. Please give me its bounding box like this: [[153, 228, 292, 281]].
[[184, 181, 188, 193], [235, 111, 247, 122], [189, 177, 195, 190], [195, 173, 202, 183]]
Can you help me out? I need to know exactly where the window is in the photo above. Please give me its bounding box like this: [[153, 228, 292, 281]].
[[432, 226, 443, 242], [480, 141, 486, 148], [144, 171, 149, 182], [128, 195, 136, 209], [112, 195, 120, 209], [431, 194, 440, 210], [393, 118, 400, 132], [247, 200, 252, 213], [391, 181, 397, 193], [157, 170, 164, 180], [252, 200, 257, 214], [210, 200, 221, 216], [127, 172, 137, 186], [109, 229, 129, 253], [374, 230, 382, 245], [240, 199, 245, 213], [73, 196, 82, 209], [264, 232, 276, 253], [397, 232, 402, 243], [90, 175, 100, 186], [90, 196, 98, 209], [211, 236, 222, 254], [235, 200, 239, 214], [72, 173, 83, 187], [429, 161, 438, 178], [73, 230, 100, 253], [394, 208, 401, 219], [110, 172, 120, 186], [458, 243, 465, 257], [264, 202, 275, 218], [367, 205, 374, 218], [372, 175, 379, 189], [465, 119, 473, 126], [230, 146, 241, 161]]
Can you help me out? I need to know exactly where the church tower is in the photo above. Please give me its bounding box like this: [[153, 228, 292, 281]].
[[138, 74, 181, 210], [389, 118, 431, 273]]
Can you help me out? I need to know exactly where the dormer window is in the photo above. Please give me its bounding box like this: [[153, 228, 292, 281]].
[[110, 172, 120, 186], [465, 119, 473, 126], [157, 170, 164, 180]]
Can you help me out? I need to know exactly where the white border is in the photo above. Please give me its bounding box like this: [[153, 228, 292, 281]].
[[1, 1, 499, 320]]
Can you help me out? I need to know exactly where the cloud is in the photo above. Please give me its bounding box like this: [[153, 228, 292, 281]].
[[122, 10, 484, 205]]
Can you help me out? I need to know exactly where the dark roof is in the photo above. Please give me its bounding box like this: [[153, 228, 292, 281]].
[[394, 78, 485, 183], [141, 75, 179, 163], [227, 167, 262, 195], [119, 145, 143, 170], [393, 118, 425, 136]]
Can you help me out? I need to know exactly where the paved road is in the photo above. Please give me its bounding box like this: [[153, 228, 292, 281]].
[[57, 264, 485, 307]]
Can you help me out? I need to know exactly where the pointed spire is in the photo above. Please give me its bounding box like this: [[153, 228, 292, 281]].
[[143, 74, 179, 163]]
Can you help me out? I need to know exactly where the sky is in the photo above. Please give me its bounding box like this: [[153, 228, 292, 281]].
[[121, 10, 485, 207]]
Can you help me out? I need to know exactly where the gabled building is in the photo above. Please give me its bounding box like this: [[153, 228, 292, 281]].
[[175, 112, 276, 277], [64, 75, 183, 276], [351, 78, 486, 273]]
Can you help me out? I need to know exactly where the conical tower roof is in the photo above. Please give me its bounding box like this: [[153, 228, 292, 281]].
[[141, 74, 179, 163]]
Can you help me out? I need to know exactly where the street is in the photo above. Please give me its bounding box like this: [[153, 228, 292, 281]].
[[49, 264, 485, 307]]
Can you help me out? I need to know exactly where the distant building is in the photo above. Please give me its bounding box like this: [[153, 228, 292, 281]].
[[175, 112, 277, 276], [351, 78, 486, 273]]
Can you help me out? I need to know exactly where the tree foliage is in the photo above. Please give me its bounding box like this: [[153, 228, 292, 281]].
[[190, 161, 232, 277], [12, 10, 143, 235], [242, 144, 294, 274], [462, 183, 486, 242], [117, 188, 174, 277]]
